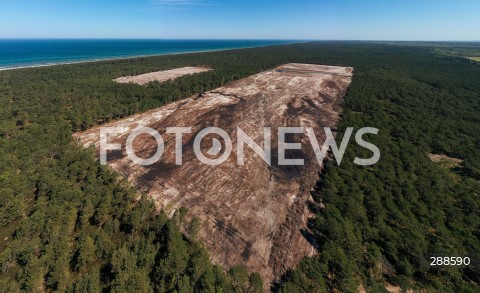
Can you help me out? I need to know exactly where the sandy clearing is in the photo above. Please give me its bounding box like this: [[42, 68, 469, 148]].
[[113, 66, 212, 85], [427, 153, 462, 166], [75, 63, 353, 288]]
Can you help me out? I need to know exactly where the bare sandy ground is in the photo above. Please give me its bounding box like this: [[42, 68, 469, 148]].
[[75, 63, 353, 288], [427, 153, 462, 165], [113, 66, 212, 85]]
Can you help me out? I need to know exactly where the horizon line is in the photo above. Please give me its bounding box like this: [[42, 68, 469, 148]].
[[0, 38, 480, 43]]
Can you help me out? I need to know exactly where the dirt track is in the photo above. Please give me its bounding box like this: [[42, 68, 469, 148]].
[[74, 63, 353, 288]]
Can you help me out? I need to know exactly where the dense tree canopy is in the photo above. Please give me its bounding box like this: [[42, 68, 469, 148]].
[[0, 42, 479, 292]]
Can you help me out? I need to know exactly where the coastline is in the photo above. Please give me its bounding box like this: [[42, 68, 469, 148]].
[[0, 40, 306, 72]]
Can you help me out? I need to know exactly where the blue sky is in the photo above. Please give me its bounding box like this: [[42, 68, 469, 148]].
[[1, 0, 479, 40]]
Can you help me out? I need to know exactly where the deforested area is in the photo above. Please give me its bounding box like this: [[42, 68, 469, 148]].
[[113, 66, 212, 85], [0, 42, 479, 292], [75, 63, 353, 287]]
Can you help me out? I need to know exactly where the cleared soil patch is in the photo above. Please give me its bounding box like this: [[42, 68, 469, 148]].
[[75, 63, 353, 287], [428, 153, 462, 168], [428, 153, 463, 182], [113, 66, 212, 85]]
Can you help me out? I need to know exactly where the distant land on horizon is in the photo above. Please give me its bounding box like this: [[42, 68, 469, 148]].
[[2, 39, 479, 71]]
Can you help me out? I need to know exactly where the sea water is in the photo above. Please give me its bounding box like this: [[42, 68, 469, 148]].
[[0, 39, 298, 70]]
